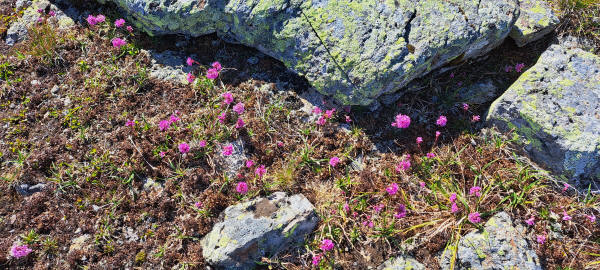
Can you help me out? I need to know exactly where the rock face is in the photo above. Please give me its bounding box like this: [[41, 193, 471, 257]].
[[487, 45, 600, 184], [378, 255, 425, 270], [440, 212, 541, 270], [200, 192, 318, 269], [510, 0, 559, 47], [96, 0, 519, 105]]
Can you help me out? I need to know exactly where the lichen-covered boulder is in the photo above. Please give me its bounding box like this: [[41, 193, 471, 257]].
[[95, 0, 519, 105], [6, 0, 77, 45], [200, 192, 318, 269], [510, 0, 560, 47], [487, 45, 600, 184], [378, 255, 425, 270], [440, 212, 541, 270]]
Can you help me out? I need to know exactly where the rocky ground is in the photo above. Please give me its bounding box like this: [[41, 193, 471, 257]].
[[1, 0, 600, 269]]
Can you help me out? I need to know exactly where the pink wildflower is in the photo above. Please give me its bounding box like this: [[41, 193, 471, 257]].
[[472, 115, 481, 122], [126, 25, 133, 32], [451, 203, 459, 213], [114, 18, 125, 28], [419, 181, 426, 188], [194, 202, 203, 209], [246, 160, 254, 168], [435, 131, 441, 139], [212, 61, 222, 71], [312, 107, 322, 115], [329, 156, 340, 167], [386, 183, 399, 195], [169, 114, 180, 123], [186, 72, 195, 84], [436, 115, 448, 127], [111, 38, 126, 48], [462, 103, 469, 111], [316, 116, 326, 126], [233, 102, 245, 115], [222, 92, 234, 105], [373, 203, 384, 213], [450, 72, 455, 78], [159, 120, 170, 131], [537, 234, 546, 244], [218, 112, 226, 124], [416, 137, 423, 145], [449, 193, 457, 203], [345, 115, 352, 123], [588, 214, 597, 223], [394, 204, 407, 219], [515, 63, 525, 73], [10, 245, 32, 258], [468, 212, 481, 224], [255, 165, 266, 178], [235, 118, 245, 129], [312, 254, 322, 266], [125, 119, 135, 127], [562, 211, 572, 221], [362, 217, 374, 228], [48, 10, 56, 16], [426, 152, 436, 158], [504, 65, 513, 73], [186, 57, 195, 66], [277, 141, 284, 147], [159, 151, 166, 158], [206, 68, 219, 79], [396, 155, 411, 172], [222, 144, 233, 156], [236, 182, 248, 194], [178, 143, 190, 154], [324, 108, 335, 119], [198, 140, 207, 148], [469, 186, 482, 197], [391, 113, 411, 128], [95, 14, 105, 23], [343, 203, 350, 213], [320, 239, 334, 251], [525, 216, 535, 226], [86, 15, 97, 25], [562, 183, 570, 192]]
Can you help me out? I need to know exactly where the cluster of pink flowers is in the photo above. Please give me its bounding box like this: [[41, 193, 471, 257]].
[[178, 143, 190, 154], [386, 183, 398, 195], [222, 92, 234, 105], [233, 103, 245, 115], [194, 202, 203, 209], [11, 244, 32, 258], [449, 193, 459, 213], [86, 14, 106, 26], [222, 144, 234, 156], [319, 239, 334, 251], [329, 156, 340, 167], [525, 216, 535, 226], [394, 204, 407, 219], [236, 182, 248, 194], [125, 119, 135, 127], [255, 165, 266, 178], [391, 113, 411, 128], [158, 113, 181, 131], [505, 63, 526, 73], [114, 18, 125, 28], [469, 186, 482, 197], [111, 37, 127, 48], [207, 62, 222, 79], [436, 115, 447, 127], [468, 212, 481, 224], [316, 108, 336, 126]]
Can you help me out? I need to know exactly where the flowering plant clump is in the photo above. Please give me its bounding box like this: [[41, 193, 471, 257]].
[[11, 245, 32, 258], [329, 156, 340, 167], [391, 113, 411, 128], [236, 182, 248, 194], [319, 239, 334, 251]]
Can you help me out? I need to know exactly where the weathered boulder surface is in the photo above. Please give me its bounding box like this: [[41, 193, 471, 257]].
[[440, 212, 541, 270], [200, 192, 318, 269], [510, 0, 559, 47], [96, 0, 519, 105], [6, 0, 78, 46], [378, 255, 425, 270], [487, 44, 600, 184]]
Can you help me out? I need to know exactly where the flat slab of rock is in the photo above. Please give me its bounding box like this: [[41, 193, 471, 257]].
[[97, 0, 519, 105], [440, 212, 541, 270], [510, 0, 559, 47], [487, 44, 600, 184], [378, 255, 425, 270], [200, 192, 318, 269]]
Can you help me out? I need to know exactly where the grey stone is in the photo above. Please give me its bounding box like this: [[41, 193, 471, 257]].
[[440, 212, 541, 270], [218, 139, 248, 178], [457, 79, 500, 105], [510, 0, 560, 47], [247, 56, 259, 65], [487, 44, 600, 184], [96, 0, 519, 105], [6, 0, 77, 46], [16, 0, 32, 10], [146, 50, 195, 83], [15, 183, 46, 196], [200, 192, 318, 269], [378, 255, 425, 270], [142, 177, 163, 192]]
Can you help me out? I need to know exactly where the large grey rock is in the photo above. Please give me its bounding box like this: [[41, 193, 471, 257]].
[[487, 45, 600, 184], [378, 255, 425, 270], [96, 0, 519, 105], [201, 192, 318, 269], [145, 50, 195, 83], [440, 212, 541, 270], [510, 0, 560, 47]]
